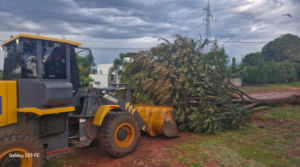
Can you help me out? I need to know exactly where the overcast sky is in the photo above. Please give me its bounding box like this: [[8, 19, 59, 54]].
[[0, 0, 299, 69]]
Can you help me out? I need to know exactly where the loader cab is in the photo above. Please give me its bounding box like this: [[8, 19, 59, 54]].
[[1, 34, 82, 109]]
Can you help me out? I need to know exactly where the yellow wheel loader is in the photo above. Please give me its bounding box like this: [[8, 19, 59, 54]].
[[0, 34, 179, 167]]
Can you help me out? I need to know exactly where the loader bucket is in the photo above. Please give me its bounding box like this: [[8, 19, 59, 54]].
[[135, 105, 180, 137]]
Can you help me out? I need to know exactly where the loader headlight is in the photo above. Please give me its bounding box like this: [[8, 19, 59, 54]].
[[0, 46, 3, 51], [16, 38, 19, 44]]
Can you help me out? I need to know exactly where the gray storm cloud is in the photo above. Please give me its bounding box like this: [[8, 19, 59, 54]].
[[0, 0, 299, 68]]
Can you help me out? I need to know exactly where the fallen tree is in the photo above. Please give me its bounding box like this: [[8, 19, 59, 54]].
[[120, 35, 300, 133]]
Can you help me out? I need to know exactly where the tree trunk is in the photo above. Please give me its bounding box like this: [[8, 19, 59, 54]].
[[230, 83, 300, 110], [90, 64, 93, 74], [243, 95, 300, 109]]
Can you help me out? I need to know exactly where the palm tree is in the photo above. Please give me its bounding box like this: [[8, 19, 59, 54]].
[[108, 52, 136, 77]]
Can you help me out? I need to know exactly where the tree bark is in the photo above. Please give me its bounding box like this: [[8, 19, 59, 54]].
[[243, 95, 300, 109]]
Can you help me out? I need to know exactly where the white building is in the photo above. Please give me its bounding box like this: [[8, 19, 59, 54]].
[[89, 58, 133, 88], [89, 74, 118, 88], [230, 78, 242, 87], [96, 63, 113, 75], [89, 63, 119, 88]]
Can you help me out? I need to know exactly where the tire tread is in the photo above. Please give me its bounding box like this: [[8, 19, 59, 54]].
[[0, 130, 46, 167], [99, 112, 141, 157]]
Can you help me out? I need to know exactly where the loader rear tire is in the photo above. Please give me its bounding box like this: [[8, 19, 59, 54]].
[[99, 112, 140, 157], [0, 130, 46, 167]]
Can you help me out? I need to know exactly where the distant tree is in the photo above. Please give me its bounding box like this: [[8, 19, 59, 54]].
[[262, 34, 300, 63], [0, 69, 3, 80], [77, 54, 93, 67], [243, 59, 298, 84], [231, 57, 237, 74], [109, 52, 136, 76], [76, 54, 95, 88], [243, 52, 263, 66], [282, 60, 297, 83], [205, 49, 228, 65]]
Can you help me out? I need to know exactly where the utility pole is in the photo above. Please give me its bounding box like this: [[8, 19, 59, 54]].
[[242, 55, 244, 63], [203, 0, 213, 52]]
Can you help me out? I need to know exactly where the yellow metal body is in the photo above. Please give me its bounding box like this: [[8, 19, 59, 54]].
[[135, 105, 180, 137], [0, 81, 17, 127], [114, 123, 134, 147], [0, 81, 75, 128], [125, 102, 137, 115], [17, 107, 75, 116], [1, 33, 82, 46], [93, 105, 120, 126]]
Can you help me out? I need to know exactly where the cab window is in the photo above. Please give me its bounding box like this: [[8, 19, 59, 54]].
[[3, 40, 23, 80], [22, 38, 37, 78], [42, 41, 67, 79]]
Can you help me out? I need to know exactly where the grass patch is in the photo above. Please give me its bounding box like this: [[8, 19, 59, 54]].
[[175, 139, 266, 167], [239, 85, 285, 93], [238, 82, 300, 93], [252, 106, 270, 111], [261, 106, 300, 119], [46, 154, 85, 167], [188, 162, 204, 167], [263, 139, 276, 145], [269, 85, 286, 89], [161, 159, 172, 166], [283, 134, 296, 140], [172, 106, 300, 167], [165, 148, 175, 151], [276, 82, 300, 87]]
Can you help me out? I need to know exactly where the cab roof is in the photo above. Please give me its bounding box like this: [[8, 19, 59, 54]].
[[1, 33, 82, 46]]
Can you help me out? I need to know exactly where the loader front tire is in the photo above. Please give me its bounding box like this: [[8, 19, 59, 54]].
[[0, 130, 46, 167], [99, 112, 140, 157]]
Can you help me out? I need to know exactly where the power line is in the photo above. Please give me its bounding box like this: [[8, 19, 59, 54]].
[[218, 41, 268, 43], [231, 44, 257, 52], [180, 25, 204, 35], [177, 13, 205, 24], [228, 43, 262, 52], [219, 38, 233, 48], [225, 46, 243, 55]]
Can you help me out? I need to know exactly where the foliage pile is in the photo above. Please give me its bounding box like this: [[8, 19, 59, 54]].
[[121, 35, 250, 133]]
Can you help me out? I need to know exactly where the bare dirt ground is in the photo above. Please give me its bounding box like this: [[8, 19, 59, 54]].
[[48, 132, 199, 167]]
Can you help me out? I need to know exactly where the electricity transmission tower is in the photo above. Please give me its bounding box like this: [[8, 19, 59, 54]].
[[203, 0, 213, 52]]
